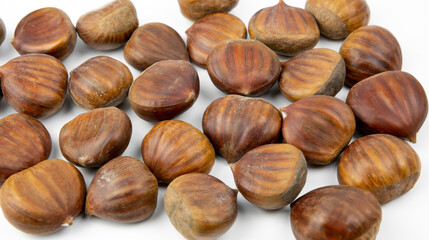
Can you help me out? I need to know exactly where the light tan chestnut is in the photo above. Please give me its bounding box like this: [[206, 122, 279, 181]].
[[0, 159, 86, 235], [164, 173, 238, 240], [59, 107, 132, 167], [142, 120, 215, 183], [178, 0, 239, 20], [76, 0, 138, 50], [231, 144, 307, 210], [338, 134, 421, 204], [85, 156, 158, 222], [0, 113, 51, 185], [69, 56, 133, 110], [248, 0, 320, 56]]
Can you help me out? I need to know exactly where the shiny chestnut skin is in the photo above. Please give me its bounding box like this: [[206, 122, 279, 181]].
[[178, 0, 239, 21]]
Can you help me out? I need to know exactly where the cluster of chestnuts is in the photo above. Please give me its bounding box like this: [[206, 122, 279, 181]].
[[0, 0, 427, 239]]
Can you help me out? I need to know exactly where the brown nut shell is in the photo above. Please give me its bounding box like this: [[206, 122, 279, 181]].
[[0, 18, 5, 46], [164, 173, 238, 240], [207, 39, 281, 96], [281, 96, 356, 165], [69, 56, 133, 110], [12, 7, 76, 60], [142, 120, 215, 184], [338, 134, 421, 204], [291, 185, 382, 240], [124, 22, 189, 71], [186, 13, 247, 67], [279, 48, 345, 101], [0, 159, 86, 235], [0, 54, 68, 118], [305, 0, 370, 39], [203, 95, 282, 163], [248, 0, 320, 56], [0, 113, 51, 185], [129, 60, 199, 121], [76, 0, 138, 50], [85, 156, 158, 223], [340, 25, 402, 86], [59, 107, 132, 168], [231, 144, 307, 210], [178, 0, 239, 21]]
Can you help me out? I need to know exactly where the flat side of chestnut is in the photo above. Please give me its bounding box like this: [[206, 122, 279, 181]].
[[178, 0, 239, 20]]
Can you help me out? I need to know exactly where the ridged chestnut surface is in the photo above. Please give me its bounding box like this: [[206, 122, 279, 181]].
[[69, 56, 133, 110], [279, 48, 345, 101], [142, 120, 215, 183], [291, 185, 382, 240], [129, 60, 199, 121], [76, 0, 138, 50], [12, 7, 76, 60], [186, 13, 247, 67], [0, 54, 68, 118], [338, 134, 421, 204], [231, 144, 307, 210], [0, 113, 51, 185], [59, 107, 132, 168], [281, 96, 356, 165], [248, 0, 320, 56], [0, 159, 86, 235], [164, 173, 238, 240], [0, 18, 5, 46], [203, 95, 283, 163], [305, 0, 370, 39], [340, 25, 402, 86], [124, 22, 189, 71], [86, 156, 158, 223], [178, 0, 239, 21], [346, 71, 428, 143], [207, 39, 281, 96]]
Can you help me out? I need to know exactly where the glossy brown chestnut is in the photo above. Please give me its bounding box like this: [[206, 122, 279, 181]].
[[0, 18, 5, 46], [69, 56, 133, 110], [281, 96, 356, 165], [207, 39, 281, 96], [124, 22, 189, 71], [178, 0, 239, 21], [291, 185, 382, 240], [340, 25, 402, 86], [129, 60, 199, 121], [231, 144, 307, 210], [346, 71, 428, 143], [164, 173, 238, 240], [186, 13, 247, 67], [142, 120, 215, 183], [338, 134, 421, 204], [305, 0, 370, 39], [12, 7, 76, 60], [76, 0, 138, 50], [203, 95, 283, 163], [248, 0, 320, 56], [0, 54, 68, 118], [59, 107, 132, 168], [0, 113, 51, 185], [279, 48, 345, 101], [0, 159, 86, 235], [85, 156, 158, 222]]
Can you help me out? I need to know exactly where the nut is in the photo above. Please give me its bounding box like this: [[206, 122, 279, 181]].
[[230, 144, 307, 210], [76, 0, 138, 50], [178, 0, 239, 21], [59, 107, 132, 167], [0, 18, 5, 46], [0, 159, 86, 235], [164, 173, 238, 240], [85, 156, 158, 223]]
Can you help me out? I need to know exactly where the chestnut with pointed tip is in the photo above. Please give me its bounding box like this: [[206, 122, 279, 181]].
[[178, 0, 239, 20]]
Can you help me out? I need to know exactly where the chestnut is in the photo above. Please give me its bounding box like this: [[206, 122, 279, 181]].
[[178, 0, 239, 21]]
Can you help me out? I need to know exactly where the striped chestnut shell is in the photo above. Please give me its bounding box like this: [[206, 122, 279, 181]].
[[59, 107, 132, 168], [0, 159, 86, 235], [338, 134, 421, 204], [231, 144, 307, 210], [281, 96, 356, 165], [340, 25, 402, 86], [346, 71, 428, 143], [207, 39, 281, 96], [291, 185, 382, 240], [178, 0, 239, 21]]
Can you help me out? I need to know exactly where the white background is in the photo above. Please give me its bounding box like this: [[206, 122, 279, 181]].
[[0, 0, 428, 239]]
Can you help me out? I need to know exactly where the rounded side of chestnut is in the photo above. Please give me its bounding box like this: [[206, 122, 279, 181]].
[[178, 0, 239, 21]]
